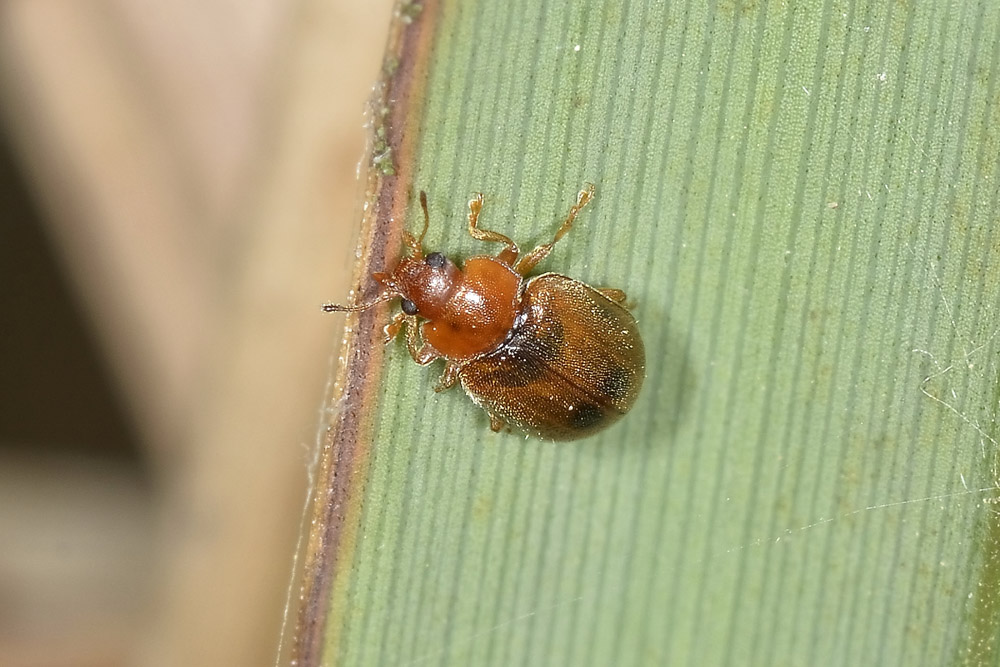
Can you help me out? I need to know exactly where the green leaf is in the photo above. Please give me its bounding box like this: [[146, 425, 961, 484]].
[[293, 1, 1000, 665]]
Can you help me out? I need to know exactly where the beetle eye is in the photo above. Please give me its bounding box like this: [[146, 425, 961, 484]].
[[400, 298, 418, 315], [425, 252, 447, 269]]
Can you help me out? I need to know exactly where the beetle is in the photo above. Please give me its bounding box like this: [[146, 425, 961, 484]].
[[324, 185, 645, 440]]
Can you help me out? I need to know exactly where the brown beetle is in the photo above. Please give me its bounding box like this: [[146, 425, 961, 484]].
[[324, 185, 645, 440]]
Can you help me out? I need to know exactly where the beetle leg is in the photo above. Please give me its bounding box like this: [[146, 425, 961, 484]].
[[383, 312, 407, 343], [467, 192, 520, 266], [598, 288, 636, 310], [488, 413, 506, 433], [404, 316, 440, 365], [434, 361, 461, 392], [515, 183, 595, 275], [597, 288, 627, 304], [387, 313, 439, 364]]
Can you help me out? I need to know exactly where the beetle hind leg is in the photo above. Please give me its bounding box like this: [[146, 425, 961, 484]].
[[488, 412, 507, 433], [515, 183, 596, 275], [597, 288, 627, 304]]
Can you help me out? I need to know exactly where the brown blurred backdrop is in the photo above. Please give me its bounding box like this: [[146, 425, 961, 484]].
[[0, 1, 393, 665]]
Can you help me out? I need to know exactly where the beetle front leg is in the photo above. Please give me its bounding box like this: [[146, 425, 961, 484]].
[[404, 315, 440, 365], [385, 312, 440, 365], [383, 311, 408, 343]]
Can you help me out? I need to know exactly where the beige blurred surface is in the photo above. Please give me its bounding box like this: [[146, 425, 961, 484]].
[[0, 1, 393, 665]]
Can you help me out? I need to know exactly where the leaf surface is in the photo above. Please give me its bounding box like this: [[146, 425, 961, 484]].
[[297, 2, 1000, 665]]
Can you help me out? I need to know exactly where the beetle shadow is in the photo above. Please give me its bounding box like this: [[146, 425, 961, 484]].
[[567, 308, 695, 451], [638, 314, 696, 445]]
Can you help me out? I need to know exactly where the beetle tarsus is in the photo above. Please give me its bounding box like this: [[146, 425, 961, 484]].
[[467, 192, 520, 265], [383, 312, 407, 343], [488, 413, 506, 433], [515, 183, 596, 275]]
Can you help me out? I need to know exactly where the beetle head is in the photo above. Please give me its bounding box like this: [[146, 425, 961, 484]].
[[373, 251, 461, 320], [322, 190, 460, 318]]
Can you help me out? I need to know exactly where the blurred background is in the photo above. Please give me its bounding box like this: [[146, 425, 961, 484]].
[[0, 1, 393, 665]]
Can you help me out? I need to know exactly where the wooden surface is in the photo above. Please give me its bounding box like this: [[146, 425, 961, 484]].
[[0, 1, 393, 665]]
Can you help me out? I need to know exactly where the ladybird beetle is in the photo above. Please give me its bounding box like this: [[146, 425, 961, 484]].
[[324, 185, 645, 440]]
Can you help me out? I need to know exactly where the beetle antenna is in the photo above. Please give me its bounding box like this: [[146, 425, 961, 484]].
[[322, 291, 394, 313], [416, 191, 430, 253], [402, 192, 431, 257]]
